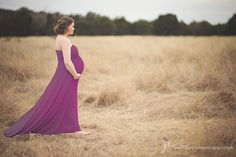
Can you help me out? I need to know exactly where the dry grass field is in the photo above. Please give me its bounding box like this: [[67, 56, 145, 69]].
[[0, 36, 236, 157]]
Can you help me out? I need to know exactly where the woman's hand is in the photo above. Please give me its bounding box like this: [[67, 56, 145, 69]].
[[73, 73, 81, 79]]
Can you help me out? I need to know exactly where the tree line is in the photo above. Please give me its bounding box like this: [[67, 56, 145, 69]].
[[0, 7, 235, 36]]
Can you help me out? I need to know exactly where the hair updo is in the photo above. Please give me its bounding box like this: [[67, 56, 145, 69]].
[[54, 16, 74, 35]]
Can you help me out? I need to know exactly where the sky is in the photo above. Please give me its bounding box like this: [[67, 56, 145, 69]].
[[0, 0, 236, 24]]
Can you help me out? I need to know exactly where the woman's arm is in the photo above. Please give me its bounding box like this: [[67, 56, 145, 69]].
[[61, 38, 78, 78]]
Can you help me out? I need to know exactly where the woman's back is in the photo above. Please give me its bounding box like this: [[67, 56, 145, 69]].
[[55, 35, 72, 51]]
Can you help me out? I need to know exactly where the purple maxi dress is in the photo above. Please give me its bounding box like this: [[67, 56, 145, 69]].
[[3, 44, 84, 137]]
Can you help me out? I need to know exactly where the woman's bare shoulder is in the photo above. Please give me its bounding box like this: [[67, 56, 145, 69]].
[[55, 36, 72, 50], [56, 36, 70, 43], [61, 37, 71, 45]]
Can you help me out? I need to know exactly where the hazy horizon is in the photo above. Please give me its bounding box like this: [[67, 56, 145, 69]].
[[0, 0, 236, 24]]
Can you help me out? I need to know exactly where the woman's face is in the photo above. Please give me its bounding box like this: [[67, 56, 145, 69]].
[[66, 22, 75, 35]]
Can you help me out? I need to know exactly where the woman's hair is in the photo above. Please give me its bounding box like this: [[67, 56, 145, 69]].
[[53, 16, 74, 35]]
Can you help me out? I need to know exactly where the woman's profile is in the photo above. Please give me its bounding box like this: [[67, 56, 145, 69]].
[[3, 16, 90, 137]]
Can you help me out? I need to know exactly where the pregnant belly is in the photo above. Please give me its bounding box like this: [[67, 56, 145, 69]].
[[73, 56, 84, 74]]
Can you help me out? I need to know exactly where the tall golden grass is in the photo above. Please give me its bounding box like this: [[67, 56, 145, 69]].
[[0, 36, 236, 157]]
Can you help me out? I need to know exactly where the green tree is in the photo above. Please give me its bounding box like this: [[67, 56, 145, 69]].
[[225, 13, 236, 35], [113, 17, 132, 35], [13, 7, 33, 36], [152, 14, 179, 35], [131, 19, 153, 35], [189, 21, 213, 35]]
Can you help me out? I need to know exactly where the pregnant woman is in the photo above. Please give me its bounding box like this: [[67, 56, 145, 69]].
[[3, 16, 90, 137]]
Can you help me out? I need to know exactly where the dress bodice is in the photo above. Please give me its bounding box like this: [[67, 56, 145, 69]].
[[55, 44, 84, 74]]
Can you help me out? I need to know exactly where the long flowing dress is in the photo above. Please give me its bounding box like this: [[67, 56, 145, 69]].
[[3, 44, 84, 137]]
